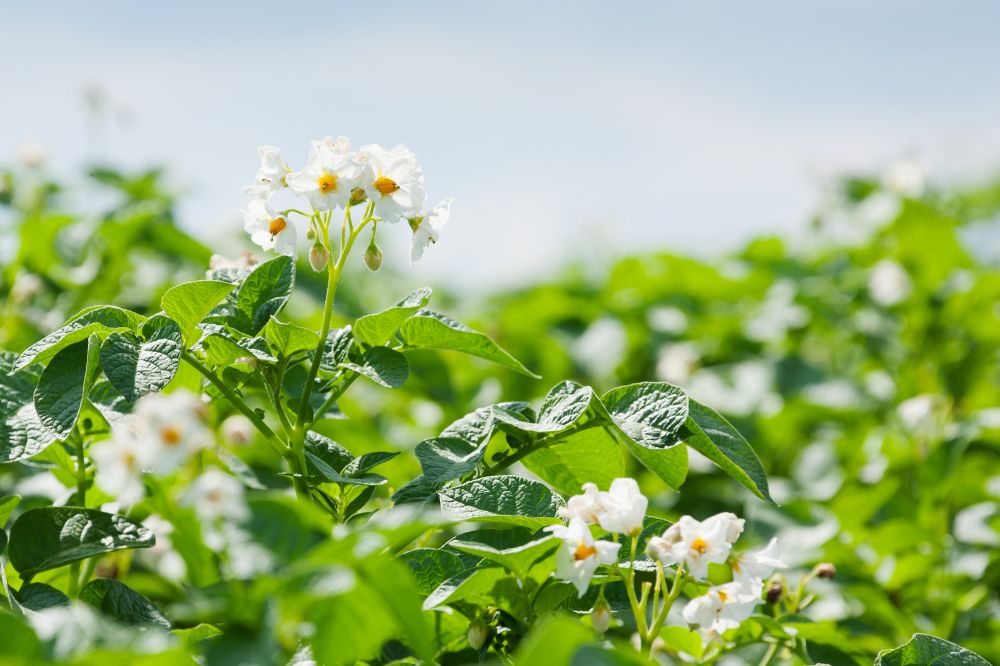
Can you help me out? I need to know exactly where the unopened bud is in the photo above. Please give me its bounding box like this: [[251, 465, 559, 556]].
[[591, 601, 612, 634], [305, 227, 316, 241], [309, 243, 330, 272], [467, 620, 489, 650], [364, 240, 382, 271], [766, 580, 783, 604], [349, 187, 367, 206], [815, 562, 836, 579]]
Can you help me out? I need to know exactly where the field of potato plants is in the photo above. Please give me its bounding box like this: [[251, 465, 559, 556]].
[[0, 139, 997, 665]]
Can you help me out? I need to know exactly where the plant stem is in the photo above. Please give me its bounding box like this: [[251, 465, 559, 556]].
[[757, 641, 779, 666], [67, 428, 88, 597], [620, 537, 649, 649]]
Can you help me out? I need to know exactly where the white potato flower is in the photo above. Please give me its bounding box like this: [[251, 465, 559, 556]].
[[286, 137, 363, 211], [410, 198, 452, 264], [868, 259, 912, 307], [545, 518, 621, 596], [730, 537, 785, 588], [91, 432, 148, 506], [558, 482, 606, 524], [244, 145, 290, 198], [243, 198, 297, 256], [682, 581, 761, 635], [558, 478, 648, 537], [132, 390, 211, 476], [704, 512, 745, 544], [646, 514, 735, 579], [359, 144, 426, 222], [182, 469, 249, 523], [208, 252, 259, 274]]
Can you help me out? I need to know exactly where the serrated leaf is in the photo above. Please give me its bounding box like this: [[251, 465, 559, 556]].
[[234, 255, 295, 334], [341, 346, 409, 388], [80, 578, 170, 628], [875, 633, 990, 666], [398, 310, 538, 377], [263, 316, 319, 358], [161, 280, 236, 346], [33, 340, 89, 438], [398, 548, 468, 595], [100, 315, 183, 402], [353, 288, 432, 346], [14, 306, 146, 371], [682, 399, 773, 503], [9, 507, 155, 578], [438, 476, 564, 529]]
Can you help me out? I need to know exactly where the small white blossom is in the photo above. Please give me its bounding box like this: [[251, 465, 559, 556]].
[[359, 144, 426, 222], [141, 515, 187, 581], [598, 478, 648, 536], [243, 198, 297, 256], [208, 252, 259, 274], [558, 482, 605, 524], [90, 433, 147, 506], [682, 581, 761, 635], [182, 469, 249, 524], [730, 537, 785, 588], [287, 137, 363, 211], [704, 512, 745, 545], [646, 514, 735, 579], [244, 145, 290, 198], [868, 259, 912, 307], [132, 390, 211, 476], [410, 198, 452, 264], [545, 518, 620, 596]]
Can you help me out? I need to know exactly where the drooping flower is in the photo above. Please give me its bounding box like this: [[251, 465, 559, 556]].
[[90, 433, 148, 506], [286, 137, 363, 211], [545, 518, 621, 596], [409, 198, 452, 264], [682, 581, 761, 635], [730, 537, 785, 588], [244, 145, 290, 198], [182, 469, 249, 523], [243, 198, 297, 256], [132, 390, 211, 476], [359, 144, 425, 222], [646, 514, 735, 579]]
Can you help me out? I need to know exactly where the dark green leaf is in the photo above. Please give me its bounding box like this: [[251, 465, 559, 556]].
[[80, 578, 170, 628], [234, 255, 295, 334], [100, 315, 183, 402], [14, 306, 146, 371], [341, 346, 409, 388], [875, 633, 991, 666], [33, 340, 89, 437], [438, 476, 564, 529]]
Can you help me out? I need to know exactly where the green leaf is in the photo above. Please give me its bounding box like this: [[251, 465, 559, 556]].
[[234, 255, 295, 334], [875, 633, 991, 666], [682, 399, 773, 503], [319, 326, 354, 373], [33, 340, 89, 437], [493, 381, 595, 434], [263, 316, 319, 359], [353, 287, 432, 346], [0, 526, 5, 555], [416, 436, 484, 483], [8, 507, 155, 578], [14, 306, 146, 371], [0, 403, 61, 463], [100, 315, 183, 403], [341, 346, 409, 388], [521, 425, 629, 496], [516, 616, 595, 666], [80, 578, 170, 628], [161, 280, 236, 346], [448, 531, 559, 580], [398, 548, 468, 595], [0, 614, 41, 660], [342, 451, 399, 476], [438, 475, 564, 529], [304, 432, 354, 474], [200, 333, 262, 370], [398, 310, 539, 377], [0, 495, 20, 526], [16, 582, 69, 612], [421, 565, 510, 610], [0, 352, 38, 418]]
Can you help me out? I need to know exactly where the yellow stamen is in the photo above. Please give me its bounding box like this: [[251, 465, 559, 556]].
[[269, 217, 287, 235], [161, 426, 182, 447], [374, 176, 399, 196], [318, 173, 338, 193], [691, 537, 708, 555], [718, 590, 728, 602], [574, 542, 598, 561]]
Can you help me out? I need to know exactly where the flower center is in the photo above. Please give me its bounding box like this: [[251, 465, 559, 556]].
[[574, 542, 598, 561], [691, 537, 708, 555], [717, 590, 728, 602], [161, 426, 182, 447], [374, 176, 399, 196], [269, 217, 287, 235], [318, 174, 338, 193]]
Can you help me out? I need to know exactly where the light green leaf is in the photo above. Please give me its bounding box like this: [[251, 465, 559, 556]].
[[438, 475, 564, 529], [353, 287, 432, 346], [421, 565, 510, 610], [9, 507, 155, 578], [683, 399, 773, 503], [875, 633, 990, 666], [340, 346, 409, 388], [448, 531, 559, 580], [516, 616, 595, 666], [33, 340, 89, 438], [522, 425, 629, 496], [416, 436, 484, 483], [161, 280, 236, 346], [234, 255, 295, 334], [100, 315, 183, 402], [398, 548, 468, 595], [0, 614, 41, 660], [263, 316, 319, 358], [398, 310, 539, 377], [0, 495, 20, 525], [79, 578, 170, 628], [14, 306, 146, 371]]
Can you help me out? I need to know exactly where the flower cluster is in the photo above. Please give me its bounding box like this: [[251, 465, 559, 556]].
[[546, 478, 786, 643], [241, 138, 452, 265], [91, 390, 211, 505]]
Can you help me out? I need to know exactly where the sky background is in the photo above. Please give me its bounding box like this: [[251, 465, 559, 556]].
[[3, 1, 1000, 289]]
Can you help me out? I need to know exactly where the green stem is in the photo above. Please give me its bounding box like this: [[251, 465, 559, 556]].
[[68, 428, 87, 598], [314, 370, 359, 420], [647, 564, 685, 650], [620, 537, 649, 647], [757, 642, 779, 666]]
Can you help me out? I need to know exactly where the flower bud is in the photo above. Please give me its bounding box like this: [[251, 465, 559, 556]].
[[815, 562, 836, 579], [766, 580, 783, 604], [591, 601, 612, 634], [467, 620, 489, 650], [364, 240, 383, 271], [349, 187, 367, 206], [306, 228, 316, 241], [309, 243, 330, 272]]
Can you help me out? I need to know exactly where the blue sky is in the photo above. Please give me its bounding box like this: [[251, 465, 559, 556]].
[[4, 2, 1000, 288]]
